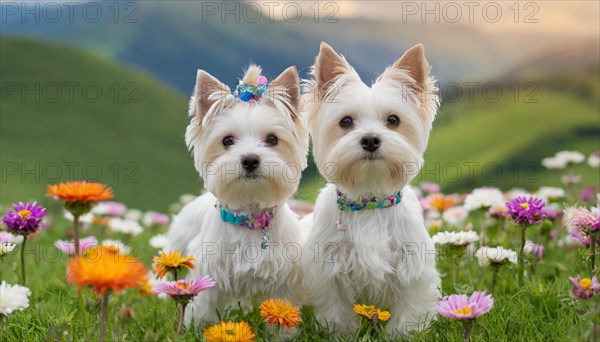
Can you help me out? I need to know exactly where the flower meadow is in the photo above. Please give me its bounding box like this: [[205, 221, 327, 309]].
[[0, 151, 599, 341]]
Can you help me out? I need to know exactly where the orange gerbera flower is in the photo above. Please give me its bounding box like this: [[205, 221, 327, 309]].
[[47, 181, 113, 203], [427, 193, 456, 212], [67, 246, 147, 295], [353, 304, 391, 322], [259, 298, 301, 329], [204, 321, 255, 342], [152, 250, 197, 280]]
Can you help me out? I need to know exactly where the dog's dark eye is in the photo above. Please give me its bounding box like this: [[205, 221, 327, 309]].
[[339, 116, 354, 128], [222, 135, 235, 147], [386, 115, 400, 127], [265, 134, 278, 146]]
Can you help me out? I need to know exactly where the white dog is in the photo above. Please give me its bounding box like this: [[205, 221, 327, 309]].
[[301, 42, 441, 336], [167, 65, 308, 324]]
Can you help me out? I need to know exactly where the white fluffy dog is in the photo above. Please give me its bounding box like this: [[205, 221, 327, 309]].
[[301, 42, 441, 336], [167, 65, 308, 324]]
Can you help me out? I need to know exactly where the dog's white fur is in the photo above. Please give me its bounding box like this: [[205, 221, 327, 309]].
[[167, 65, 308, 324], [301, 42, 441, 336]]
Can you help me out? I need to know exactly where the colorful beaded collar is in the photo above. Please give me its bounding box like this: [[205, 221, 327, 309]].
[[336, 190, 403, 212], [216, 203, 275, 249]]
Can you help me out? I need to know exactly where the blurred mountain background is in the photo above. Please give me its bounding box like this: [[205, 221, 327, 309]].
[[1, 0, 598, 209]]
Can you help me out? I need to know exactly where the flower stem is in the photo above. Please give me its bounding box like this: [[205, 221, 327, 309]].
[[478, 210, 486, 247], [79, 291, 89, 327], [590, 234, 596, 274], [274, 324, 281, 342], [448, 254, 455, 291], [20, 235, 27, 286], [173, 269, 178, 282], [177, 302, 187, 335], [518, 225, 526, 286], [73, 214, 81, 257], [99, 293, 109, 342], [462, 320, 474, 342], [492, 265, 499, 294]]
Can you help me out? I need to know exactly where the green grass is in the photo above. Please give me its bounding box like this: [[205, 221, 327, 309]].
[[1, 200, 598, 341]]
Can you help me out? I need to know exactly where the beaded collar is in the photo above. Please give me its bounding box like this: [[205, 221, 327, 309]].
[[336, 190, 403, 212], [216, 203, 275, 249]]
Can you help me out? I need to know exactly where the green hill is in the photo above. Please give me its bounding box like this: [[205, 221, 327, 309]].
[[0, 37, 196, 210], [422, 68, 600, 192]]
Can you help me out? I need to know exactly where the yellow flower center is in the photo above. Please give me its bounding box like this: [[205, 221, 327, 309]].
[[18, 209, 31, 219], [454, 307, 472, 316], [580, 278, 592, 290], [519, 203, 530, 209], [175, 282, 191, 290]]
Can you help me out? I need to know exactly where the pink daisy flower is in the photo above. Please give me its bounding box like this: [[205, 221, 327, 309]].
[[54, 236, 98, 255], [569, 275, 600, 300], [153, 277, 216, 300], [436, 291, 494, 320]]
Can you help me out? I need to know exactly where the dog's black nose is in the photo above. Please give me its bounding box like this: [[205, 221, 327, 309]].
[[241, 155, 260, 172], [361, 135, 381, 152]]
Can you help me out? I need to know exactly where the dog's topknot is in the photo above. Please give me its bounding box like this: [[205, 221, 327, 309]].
[[242, 64, 263, 85]]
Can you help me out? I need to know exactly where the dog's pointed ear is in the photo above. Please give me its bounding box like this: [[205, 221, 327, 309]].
[[392, 44, 430, 89], [314, 42, 352, 98], [192, 70, 230, 123], [265, 66, 301, 118]]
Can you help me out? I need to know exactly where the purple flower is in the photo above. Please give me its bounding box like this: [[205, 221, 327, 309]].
[[569, 275, 600, 300], [524, 241, 544, 260], [570, 231, 591, 247], [54, 236, 98, 255], [578, 186, 596, 203], [153, 277, 216, 301], [569, 208, 600, 232], [2, 202, 47, 235], [541, 208, 562, 222], [436, 291, 494, 320], [506, 196, 545, 225]]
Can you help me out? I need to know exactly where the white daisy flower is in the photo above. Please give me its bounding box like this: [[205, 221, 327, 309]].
[[537, 186, 565, 202], [541, 157, 566, 169], [588, 152, 600, 168], [432, 231, 479, 247], [108, 218, 143, 236], [0, 243, 16, 256], [124, 209, 143, 221], [149, 234, 169, 250], [0, 231, 24, 245], [0, 281, 31, 316], [555, 151, 585, 165], [475, 246, 517, 266], [542, 151, 585, 169], [63, 211, 94, 224], [442, 207, 468, 226], [464, 187, 505, 211]]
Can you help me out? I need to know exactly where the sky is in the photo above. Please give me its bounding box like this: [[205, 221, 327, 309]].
[[254, 1, 599, 37]]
